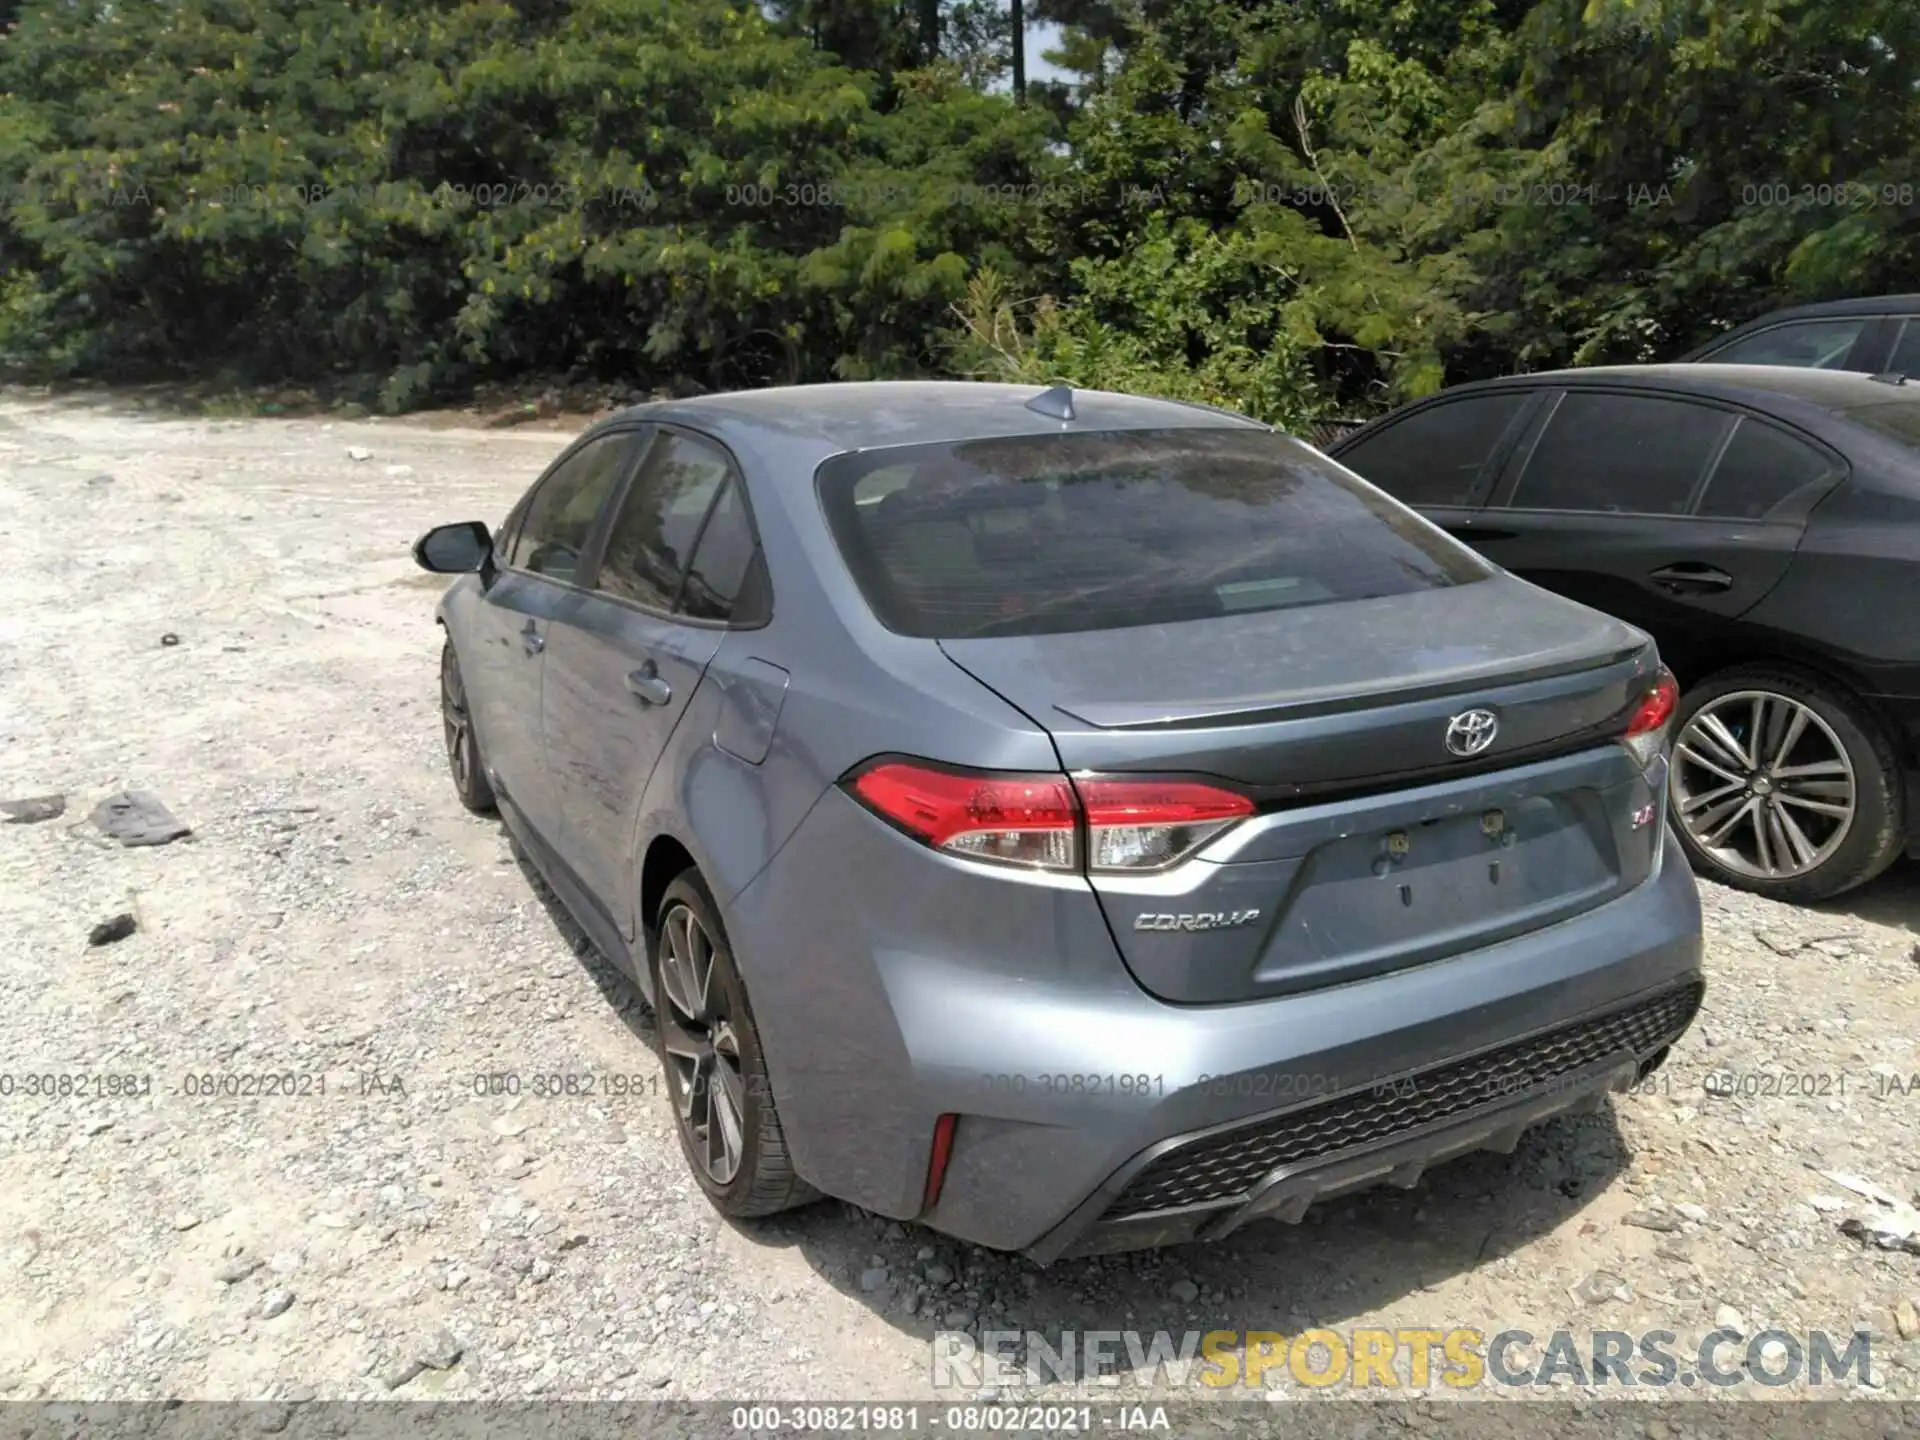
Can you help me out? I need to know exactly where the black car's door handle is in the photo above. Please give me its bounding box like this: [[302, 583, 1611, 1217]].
[[1648, 562, 1734, 594], [520, 619, 544, 655], [626, 663, 672, 706], [1440, 523, 1517, 541]]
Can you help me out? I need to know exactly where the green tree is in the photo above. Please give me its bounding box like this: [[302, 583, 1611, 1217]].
[[4, 0, 1916, 421], [962, 1, 1504, 412], [0, 0, 1055, 401], [1467, 0, 1920, 366]]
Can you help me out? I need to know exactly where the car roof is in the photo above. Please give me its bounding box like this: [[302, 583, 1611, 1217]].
[[597, 381, 1267, 457], [1415, 362, 1920, 414], [1701, 293, 1920, 327], [1680, 294, 1920, 359], [1328, 364, 1920, 479]]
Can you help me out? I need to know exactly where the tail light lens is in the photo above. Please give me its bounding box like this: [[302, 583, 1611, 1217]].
[[845, 760, 1252, 873], [1076, 776, 1255, 871], [1622, 667, 1680, 770], [849, 763, 1079, 869]]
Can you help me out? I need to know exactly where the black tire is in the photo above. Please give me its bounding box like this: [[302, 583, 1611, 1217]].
[[1667, 665, 1904, 903], [440, 640, 496, 815], [649, 870, 817, 1218]]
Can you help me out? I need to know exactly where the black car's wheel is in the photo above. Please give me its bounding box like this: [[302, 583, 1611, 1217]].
[[649, 870, 817, 1217], [1667, 665, 1903, 902], [440, 640, 496, 815]]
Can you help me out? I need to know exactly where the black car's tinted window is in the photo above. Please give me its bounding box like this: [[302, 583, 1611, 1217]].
[[1337, 393, 1530, 506], [598, 432, 731, 610], [1887, 320, 1920, 378], [1707, 318, 1867, 369], [507, 433, 635, 582], [678, 479, 758, 622], [1695, 418, 1836, 519], [817, 428, 1492, 640], [1508, 393, 1733, 515]]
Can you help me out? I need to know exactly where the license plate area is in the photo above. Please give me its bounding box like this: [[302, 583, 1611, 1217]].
[[1259, 795, 1618, 972]]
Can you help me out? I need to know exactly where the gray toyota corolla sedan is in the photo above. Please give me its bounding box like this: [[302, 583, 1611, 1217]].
[[412, 381, 1705, 1261]]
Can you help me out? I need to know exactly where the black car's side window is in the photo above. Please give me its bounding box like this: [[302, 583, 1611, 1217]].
[[1337, 393, 1532, 507], [1694, 417, 1838, 520], [507, 433, 634, 583], [598, 431, 732, 611], [1507, 393, 1734, 516], [1887, 319, 1920, 378], [1707, 318, 1867, 369]]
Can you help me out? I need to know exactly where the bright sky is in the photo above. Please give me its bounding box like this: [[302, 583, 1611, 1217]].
[[975, 16, 1077, 92], [1025, 18, 1075, 86]]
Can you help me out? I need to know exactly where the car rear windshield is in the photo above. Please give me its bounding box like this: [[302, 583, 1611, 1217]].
[[1841, 396, 1920, 449], [816, 427, 1493, 639]]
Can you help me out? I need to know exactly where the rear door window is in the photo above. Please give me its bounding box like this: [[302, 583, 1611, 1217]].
[[676, 478, 762, 622], [1506, 393, 1733, 515], [597, 432, 732, 611], [816, 428, 1492, 640], [1694, 418, 1838, 519], [1706, 318, 1869, 369], [1335, 392, 1532, 506], [507, 432, 637, 583]]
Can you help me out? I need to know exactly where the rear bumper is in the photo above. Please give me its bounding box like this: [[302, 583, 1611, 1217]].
[[729, 791, 1704, 1255], [1029, 977, 1698, 1262]]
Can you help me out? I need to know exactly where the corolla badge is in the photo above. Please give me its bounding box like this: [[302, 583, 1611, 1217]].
[[1444, 708, 1499, 757], [1134, 910, 1262, 932]]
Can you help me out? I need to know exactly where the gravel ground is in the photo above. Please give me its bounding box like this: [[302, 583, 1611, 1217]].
[[3, 389, 1920, 1413]]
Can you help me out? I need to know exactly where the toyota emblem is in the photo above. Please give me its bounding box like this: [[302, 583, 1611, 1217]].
[[1444, 708, 1499, 757]]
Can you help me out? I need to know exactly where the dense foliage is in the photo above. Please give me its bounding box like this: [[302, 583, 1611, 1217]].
[[1, 0, 1915, 420]]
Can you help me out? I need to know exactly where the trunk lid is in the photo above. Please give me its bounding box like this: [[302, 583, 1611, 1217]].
[[940, 575, 1668, 1004]]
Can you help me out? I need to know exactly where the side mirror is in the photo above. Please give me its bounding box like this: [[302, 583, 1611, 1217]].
[[412, 521, 494, 574]]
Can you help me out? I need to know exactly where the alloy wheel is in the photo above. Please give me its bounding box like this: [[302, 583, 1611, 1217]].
[[441, 647, 473, 790], [656, 903, 746, 1186], [1670, 689, 1857, 881]]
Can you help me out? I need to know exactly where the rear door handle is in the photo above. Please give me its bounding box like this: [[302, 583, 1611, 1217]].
[[1648, 563, 1734, 594], [1440, 523, 1516, 541], [626, 663, 672, 706], [520, 619, 544, 655]]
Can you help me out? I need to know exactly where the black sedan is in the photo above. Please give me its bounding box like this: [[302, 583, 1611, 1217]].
[[1679, 293, 1920, 375], [1329, 363, 1920, 902]]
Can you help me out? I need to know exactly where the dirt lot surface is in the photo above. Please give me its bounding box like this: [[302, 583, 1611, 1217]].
[[4, 391, 1920, 1414]]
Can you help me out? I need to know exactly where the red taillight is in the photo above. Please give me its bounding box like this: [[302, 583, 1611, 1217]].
[[1622, 667, 1680, 770], [845, 760, 1252, 872], [1076, 776, 1256, 871], [922, 1112, 958, 1212], [850, 762, 1078, 869], [1626, 669, 1679, 737]]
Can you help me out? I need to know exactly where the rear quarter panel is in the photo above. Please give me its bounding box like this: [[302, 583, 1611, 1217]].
[[631, 428, 1066, 926], [1747, 461, 1920, 798], [1744, 465, 1920, 683]]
